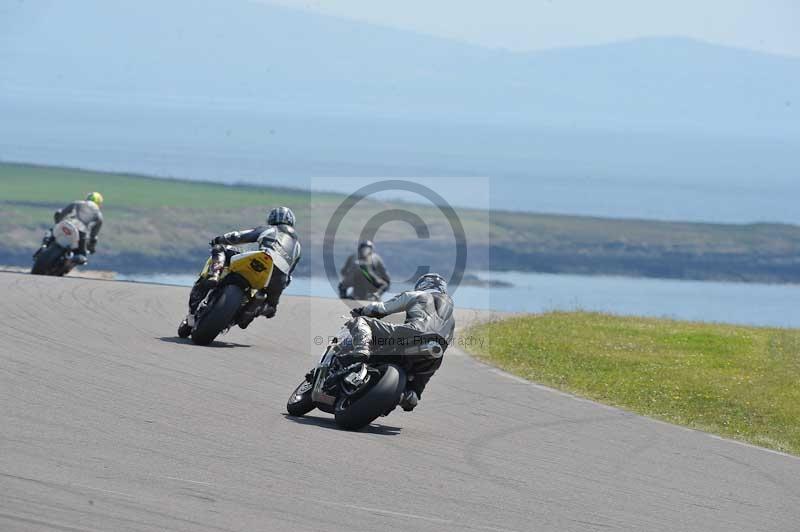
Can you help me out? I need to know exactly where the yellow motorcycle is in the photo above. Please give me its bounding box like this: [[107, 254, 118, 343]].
[[181, 249, 275, 345]]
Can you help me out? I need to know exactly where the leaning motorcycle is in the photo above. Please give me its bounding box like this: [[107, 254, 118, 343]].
[[179, 247, 275, 345], [286, 321, 444, 430], [31, 219, 85, 276]]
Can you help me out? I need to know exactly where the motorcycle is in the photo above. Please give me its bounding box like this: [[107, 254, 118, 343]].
[[31, 219, 85, 276], [179, 247, 276, 345], [286, 320, 444, 430]]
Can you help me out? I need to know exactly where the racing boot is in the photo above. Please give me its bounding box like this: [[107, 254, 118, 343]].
[[399, 390, 419, 412], [177, 317, 192, 338]]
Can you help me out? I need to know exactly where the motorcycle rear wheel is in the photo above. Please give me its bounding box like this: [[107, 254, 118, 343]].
[[334, 364, 405, 431], [191, 284, 244, 345]]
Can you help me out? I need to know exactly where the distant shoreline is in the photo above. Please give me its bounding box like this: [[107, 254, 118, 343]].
[[3, 162, 799, 285]]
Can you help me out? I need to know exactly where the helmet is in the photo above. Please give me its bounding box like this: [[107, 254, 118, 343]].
[[357, 239, 373, 259], [415, 273, 447, 294], [267, 206, 295, 227], [86, 192, 104, 207]]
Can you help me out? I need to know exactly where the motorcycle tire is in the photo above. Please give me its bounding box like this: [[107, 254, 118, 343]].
[[191, 284, 244, 346], [334, 364, 405, 431], [286, 379, 315, 417], [31, 245, 65, 276]]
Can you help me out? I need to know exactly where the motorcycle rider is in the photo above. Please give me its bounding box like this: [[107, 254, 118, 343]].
[[338, 239, 391, 300], [348, 272, 454, 411], [36, 192, 104, 265], [181, 207, 301, 331]]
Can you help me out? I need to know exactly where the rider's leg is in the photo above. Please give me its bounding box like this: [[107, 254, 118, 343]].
[[406, 353, 444, 398], [186, 247, 234, 314], [261, 269, 288, 319], [206, 244, 227, 284], [237, 269, 287, 329], [348, 317, 374, 361], [347, 318, 422, 360], [346, 319, 442, 411], [73, 232, 89, 264]]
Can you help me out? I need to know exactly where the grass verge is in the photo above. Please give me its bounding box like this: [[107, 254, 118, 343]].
[[465, 312, 800, 455]]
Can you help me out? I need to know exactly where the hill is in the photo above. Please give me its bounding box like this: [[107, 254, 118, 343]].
[[3, 1, 798, 135]]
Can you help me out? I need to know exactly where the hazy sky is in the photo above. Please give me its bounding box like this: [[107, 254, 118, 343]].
[[260, 0, 800, 57]]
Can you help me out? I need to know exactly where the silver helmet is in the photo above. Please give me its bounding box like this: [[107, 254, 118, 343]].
[[414, 273, 447, 294], [267, 206, 295, 227]]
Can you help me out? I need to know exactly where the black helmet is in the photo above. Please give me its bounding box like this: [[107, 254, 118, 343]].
[[415, 273, 447, 294], [267, 206, 295, 227], [358, 239, 373, 250]]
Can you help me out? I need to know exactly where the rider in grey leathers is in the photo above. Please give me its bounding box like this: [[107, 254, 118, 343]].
[[181, 207, 301, 331], [348, 273, 454, 411]]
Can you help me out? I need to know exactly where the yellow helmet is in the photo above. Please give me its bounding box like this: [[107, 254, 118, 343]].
[[86, 191, 104, 207]]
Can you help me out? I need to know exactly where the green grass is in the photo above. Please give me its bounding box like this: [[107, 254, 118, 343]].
[[466, 312, 800, 455], [0, 163, 314, 209]]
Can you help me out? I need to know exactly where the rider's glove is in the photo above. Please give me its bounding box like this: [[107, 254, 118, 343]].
[[210, 236, 225, 246], [350, 306, 365, 318]]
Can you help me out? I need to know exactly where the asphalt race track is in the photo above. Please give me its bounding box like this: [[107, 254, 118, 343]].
[[1, 271, 798, 531]]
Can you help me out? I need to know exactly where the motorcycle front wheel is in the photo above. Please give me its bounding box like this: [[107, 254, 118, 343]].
[[191, 284, 244, 345], [334, 364, 405, 431], [286, 379, 315, 417], [31, 245, 65, 275]]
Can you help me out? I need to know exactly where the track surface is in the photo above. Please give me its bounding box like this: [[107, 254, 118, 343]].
[[1, 272, 798, 532]]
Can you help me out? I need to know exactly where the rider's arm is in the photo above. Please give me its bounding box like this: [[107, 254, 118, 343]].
[[361, 291, 416, 317], [54, 203, 75, 223], [288, 242, 301, 276], [214, 227, 260, 246]]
